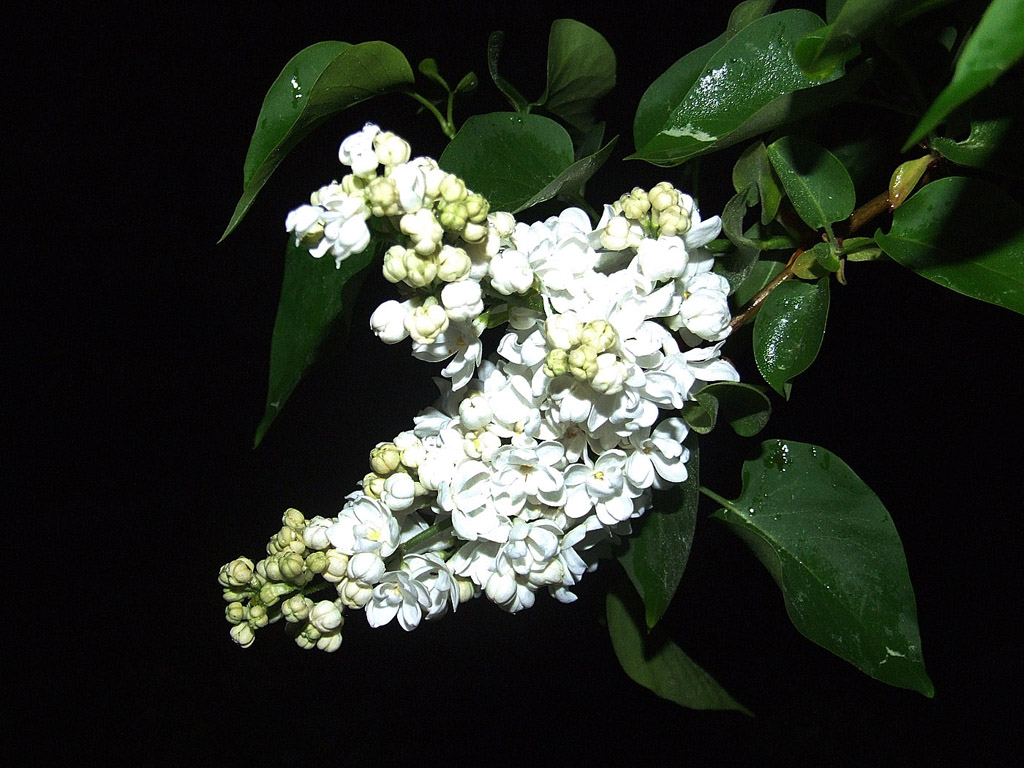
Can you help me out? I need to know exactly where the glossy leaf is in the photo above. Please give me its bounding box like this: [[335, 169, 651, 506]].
[[875, 177, 1024, 315], [254, 239, 377, 447], [222, 42, 415, 240], [726, 0, 778, 38], [537, 19, 616, 134], [904, 0, 1024, 149], [438, 113, 577, 212], [617, 439, 699, 628], [711, 440, 934, 696], [517, 136, 618, 211], [687, 382, 772, 437], [766, 136, 856, 230], [731, 258, 786, 307], [795, 0, 899, 79], [606, 584, 752, 714], [753, 277, 830, 398], [631, 10, 841, 166]]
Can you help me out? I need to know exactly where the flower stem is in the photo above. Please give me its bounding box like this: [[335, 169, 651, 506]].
[[405, 91, 456, 140]]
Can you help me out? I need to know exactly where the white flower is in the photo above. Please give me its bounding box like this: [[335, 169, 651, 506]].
[[328, 495, 400, 558], [625, 418, 690, 492], [490, 442, 567, 514], [309, 194, 372, 266], [677, 272, 732, 341], [437, 460, 510, 543], [380, 472, 417, 512], [636, 236, 688, 282], [564, 449, 635, 525], [365, 569, 431, 630], [488, 248, 535, 295], [338, 123, 381, 178], [412, 320, 484, 390], [370, 299, 411, 344], [440, 279, 484, 321]]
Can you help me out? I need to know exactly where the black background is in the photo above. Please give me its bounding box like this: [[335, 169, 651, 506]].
[[14, 1, 1021, 764]]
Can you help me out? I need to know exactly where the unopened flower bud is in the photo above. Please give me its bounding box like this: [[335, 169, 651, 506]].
[[568, 345, 599, 381], [544, 348, 570, 377], [439, 174, 467, 203], [591, 354, 628, 395], [436, 245, 472, 282], [374, 131, 411, 166], [401, 208, 444, 255], [439, 201, 469, 232], [465, 193, 489, 223], [248, 604, 270, 629], [321, 551, 350, 583], [278, 551, 306, 581], [649, 182, 678, 211], [402, 249, 438, 288], [282, 508, 305, 532], [545, 311, 583, 350], [370, 299, 411, 344], [580, 320, 617, 353], [305, 550, 328, 573], [220, 557, 255, 588], [382, 245, 409, 283], [381, 472, 416, 511], [405, 301, 449, 344], [370, 443, 403, 475], [339, 577, 374, 608], [225, 601, 247, 625], [309, 599, 345, 633], [317, 632, 343, 652], [620, 187, 651, 220], [362, 472, 386, 498], [259, 581, 294, 607], [366, 176, 400, 217], [462, 221, 488, 243], [281, 595, 312, 623], [230, 622, 256, 648]]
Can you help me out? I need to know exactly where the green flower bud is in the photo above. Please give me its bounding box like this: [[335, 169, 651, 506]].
[[382, 245, 409, 283], [619, 187, 651, 220], [281, 595, 313, 623], [464, 193, 489, 223], [229, 622, 256, 648], [305, 550, 328, 574], [543, 348, 570, 378], [649, 181, 678, 212], [259, 581, 293, 607], [402, 249, 438, 288], [580, 320, 617, 353], [370, 443, 403, 475], [568, 345, 599, 381], [439, 173, 467, 203], [225, 601, 248, 625], [282, 508, 305, 532], [248, 604, 270, 629], [439, 201, 469, 233], [220, 557, 256, 588], [278, 551, 306, 582]]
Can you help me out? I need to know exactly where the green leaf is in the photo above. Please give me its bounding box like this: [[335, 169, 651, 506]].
[[518, 137, 618, 211], [487, 32, 530, 113], [222, 42, 415, 241], [731, 258, 786, 307], [753, 277, 830, 397], [904, 0, 1024, 149], [875, 176, 1024, 315], [536, 19, 616, 134], [617, 438, 699, 628], [766, 136, 856, 230], [689, 382, 773, 437], [438, 113, 577, 212], [727, 0, 778, 38], [631, 10, 843, 166], [795, 0, 903, 80], [711, 440, 934, 696], [254, 239, 377, 447], [606, 584, 752, 714], [732, 141, 784, 224]]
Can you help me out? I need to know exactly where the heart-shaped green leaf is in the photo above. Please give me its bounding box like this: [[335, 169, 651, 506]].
[[222, 41, 415, 241], [766, 136, 856, 230], [438, 113, 578, 213], [537, 19, 616, 134], [606, 582, 752, 714], [254, 238, 378, 447], [712, 440, 934, 696], [631, 10, 842, 166], [753, 277, 830, 397], [904, 0, 1024, 150], [875, 176, 1024, 315], [617, 438, 699, 628]]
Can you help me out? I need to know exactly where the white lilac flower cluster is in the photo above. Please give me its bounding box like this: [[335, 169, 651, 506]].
[[221, 124, 737, 651]]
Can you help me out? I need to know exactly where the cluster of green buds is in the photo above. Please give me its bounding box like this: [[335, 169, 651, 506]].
[[600, 182, 694, 250], [219, 508, 347, 651], [543, 312, 629, 394], [361, 438, 429, 511]]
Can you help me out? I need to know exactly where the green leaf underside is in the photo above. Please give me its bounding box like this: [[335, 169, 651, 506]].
[[254, 239, 378, 447], [712, 440, 934, 696], [631, 10, 840, 166], [875, 176, 1024, 315], [539, 19, 616, 134], [606, 586, 752, 714], [753, 277, 830, 397], [438, 113, 576, 212], [617, 438, 699, 628], [904, 0, 1024, 150], [222, 41, 415, 240], [690, 382, 772, 437], [766, 136, 856, 229]]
